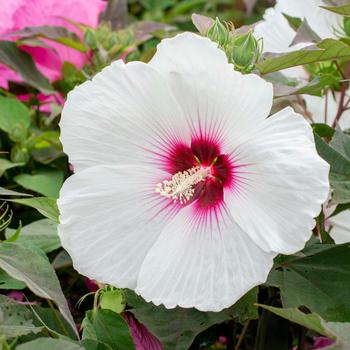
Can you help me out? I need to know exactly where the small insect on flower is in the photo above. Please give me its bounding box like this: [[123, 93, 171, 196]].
[[58, 32, 329, 311]]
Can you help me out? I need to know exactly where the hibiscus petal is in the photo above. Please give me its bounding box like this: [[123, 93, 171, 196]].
[[60, 60, 189, 173], [58, 165, 173, 289], [149, 32, 274, 152], [136, 203, 275, 311], [226, 107, 329, 254], [328, 210, 350, 244]]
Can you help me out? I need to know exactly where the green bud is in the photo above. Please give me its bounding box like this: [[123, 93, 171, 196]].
[[99, 289, 125, 314], [11, 145, 29, 164], [344, 17, 350, 37], [228, 31, 260, 73], [9, 123, 28, 143], [84, 29, 98, 50], [207, 17, 229, 47]]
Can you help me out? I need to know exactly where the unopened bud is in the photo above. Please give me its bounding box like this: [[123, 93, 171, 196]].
[[228, 31, 260, 73], [207, 17, 229, 47], [11, 145, 29, 164], [9, 123, 28, 143]]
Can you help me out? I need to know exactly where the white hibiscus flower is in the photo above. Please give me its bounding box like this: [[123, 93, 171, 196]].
[[58, 32, 329, 311], [254, 0, 340, 53]]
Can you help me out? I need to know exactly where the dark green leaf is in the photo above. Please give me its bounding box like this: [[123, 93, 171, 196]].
[[17, 338, 83, 350], [282, 13, 302, 31], [257, 305, 329, 336], [82, 309, 134, 350], [7, 197, 59, 223], [0, 41, 53, 93], [124, 288, 257, 350], [267, 243, 350, 321], [257, 39, 350, 74], [0, 159, 24, 177], [0, 243, 77, 337], [81, 339, 113, 350], [313, 123, 335, 138], [14, 169, 64, 198], [6, 219, 60, 253]]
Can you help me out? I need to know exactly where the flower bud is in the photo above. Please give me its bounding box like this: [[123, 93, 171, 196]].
[[207, 17, 229, 47], [11, 145, 29, 164], [9, 123, 28, 143], [228, 31, 260, 73], [99, 288, 125, 313]]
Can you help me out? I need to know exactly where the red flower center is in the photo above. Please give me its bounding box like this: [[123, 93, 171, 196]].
[[163, 137, 234, 209]]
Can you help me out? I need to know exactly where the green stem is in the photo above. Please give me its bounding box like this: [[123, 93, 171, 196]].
[[234, 320, 250, 350], [47, 299, 69, 337]]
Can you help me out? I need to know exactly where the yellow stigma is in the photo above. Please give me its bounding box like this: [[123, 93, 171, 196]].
[[155, 166, 210, 204]]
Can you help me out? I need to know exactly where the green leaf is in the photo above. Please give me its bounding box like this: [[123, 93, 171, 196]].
[[315, 130, 350, 204], [257, 305, 329, 336], [313, 123, 335, 138], [0, 95, 30, 135], [81, 339, 113, 350], [13, 25, 87, 52], [257, 39, 350, 74], [124, 288, 258, 350], [0, 187, 31, 197], [0, 293, 43, 337], [257, 306, 350, 349], [7, 197, 59, 223], [267, 242, 350, 321], [0, 41, 53, 93], [17, 338, 83, 350], [0, 159, 24, 177], [82, 309, 134, 350], [6, 219, 60, 253], [30, 131, 64, 164], [0, 242, 77, 337], [0, 269, 26, 289], [321, 4, 350, 16], [14, 169, 64, 198], [282, 13, 302, 31]]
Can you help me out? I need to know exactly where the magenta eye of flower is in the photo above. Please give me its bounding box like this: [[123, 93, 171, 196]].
[[156, 137, 234, 208]]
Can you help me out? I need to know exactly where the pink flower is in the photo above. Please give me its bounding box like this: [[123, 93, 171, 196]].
[[123, 312, 163, 350], [0, 0, 106, 89], [18, 92, 64, 113], [313, 337, 335, 349]]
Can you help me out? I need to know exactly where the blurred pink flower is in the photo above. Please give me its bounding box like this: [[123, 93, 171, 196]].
[[18, 92, 64, 113], [124, 312, 163, 350], [0, 0, 106, 89], [313, 337, 335, 349]]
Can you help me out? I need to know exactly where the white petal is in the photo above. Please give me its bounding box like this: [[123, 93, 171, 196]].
[[254, 8, 303, 54], [58, 165, 172, 288], [226, 107, 330, 254], [60, 60, 189, 172], [304, 92, 350, 130], [328, 210, 350, 244], [275, 0, 339, 40], [149, 32, 273, 151], [136, 204, 275, 311]]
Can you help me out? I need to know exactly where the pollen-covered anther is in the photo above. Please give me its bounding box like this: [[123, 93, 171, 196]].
[[156, 166, 211, 204]]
